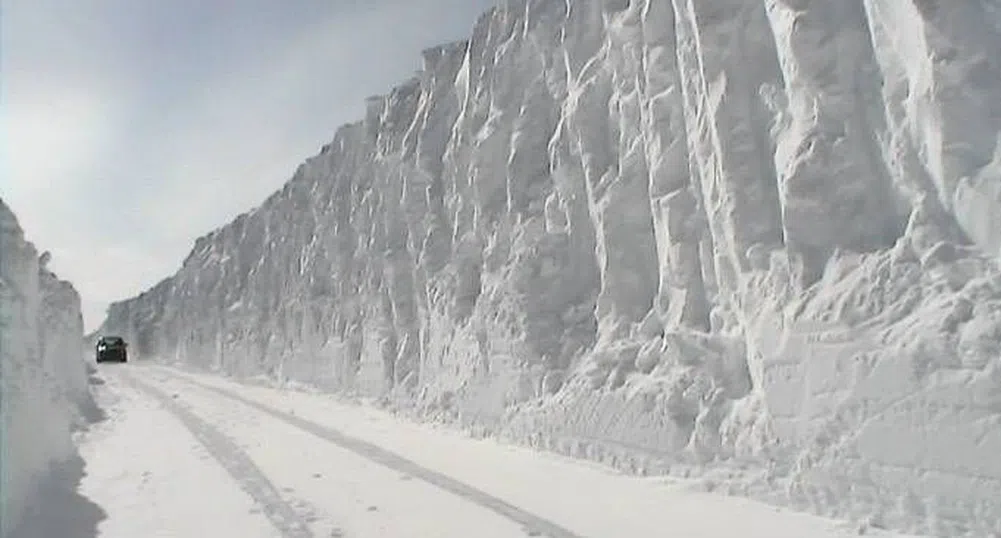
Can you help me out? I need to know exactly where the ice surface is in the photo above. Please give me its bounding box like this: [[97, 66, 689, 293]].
[[1, 199, 95, 537], [100, 0, 1001, 534]]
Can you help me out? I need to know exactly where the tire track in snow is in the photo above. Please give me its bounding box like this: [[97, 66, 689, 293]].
[[165, 371, 583, 538], [118, 370, 315, 538]]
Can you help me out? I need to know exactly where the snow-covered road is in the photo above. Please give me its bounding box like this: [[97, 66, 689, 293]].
[[66, 364, 919, 538]]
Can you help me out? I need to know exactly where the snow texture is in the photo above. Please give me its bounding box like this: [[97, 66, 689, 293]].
[[0, 199, 94, 537], [103, 363, 915, 538], [100, 0, 1001, 535]]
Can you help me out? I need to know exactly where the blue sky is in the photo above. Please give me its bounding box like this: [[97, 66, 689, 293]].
[[2, 0, 496, 331]]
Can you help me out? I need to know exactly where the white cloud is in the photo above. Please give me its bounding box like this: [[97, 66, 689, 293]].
[[4, 94, 111, 186]]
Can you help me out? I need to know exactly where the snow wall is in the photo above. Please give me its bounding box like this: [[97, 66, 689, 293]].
[[100, 0, 1001, 534], [0, 200, 93, 537]]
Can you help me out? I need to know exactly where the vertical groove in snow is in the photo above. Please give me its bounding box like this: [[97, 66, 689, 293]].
[[98, 1, 1001, 534]]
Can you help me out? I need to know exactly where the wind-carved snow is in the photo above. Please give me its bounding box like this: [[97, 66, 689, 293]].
[[1, 200, 94, 538], [101, 0, 1001, 534]]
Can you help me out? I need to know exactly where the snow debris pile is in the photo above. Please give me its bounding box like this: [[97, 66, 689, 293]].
[[100, 0, 1001, 534], [0, 199, 93, 537]]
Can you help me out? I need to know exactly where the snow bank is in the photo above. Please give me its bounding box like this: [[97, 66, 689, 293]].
[[101, 0, 1001, 534], [0, 199, 93, 537]]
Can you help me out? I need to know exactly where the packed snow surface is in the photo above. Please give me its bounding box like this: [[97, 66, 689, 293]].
[[101, 0, 1001, 534], [62, 364, 918, 538], [0, 199, 95, 537]]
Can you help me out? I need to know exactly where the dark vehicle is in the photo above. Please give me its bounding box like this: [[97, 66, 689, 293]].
[[95, 336, 128, 363]]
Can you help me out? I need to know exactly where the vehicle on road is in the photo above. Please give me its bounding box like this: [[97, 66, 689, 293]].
[[96, 335, 128, 363]]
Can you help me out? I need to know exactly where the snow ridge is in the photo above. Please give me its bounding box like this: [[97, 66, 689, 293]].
[[1, 199, 93, 537], [102, 0, 1001, 534]]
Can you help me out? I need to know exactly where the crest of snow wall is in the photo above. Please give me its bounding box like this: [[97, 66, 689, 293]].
[[101, 0, 1001, 533], [0, 200, 92, 537]]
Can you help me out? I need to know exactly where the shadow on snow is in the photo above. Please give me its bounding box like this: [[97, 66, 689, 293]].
[[9, 454, 107, 538], [11, 364, 110, 538]]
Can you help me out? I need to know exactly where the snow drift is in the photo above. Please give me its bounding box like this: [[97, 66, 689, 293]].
[[0, 200, 94, 537], [100, 0, 1001, 534]]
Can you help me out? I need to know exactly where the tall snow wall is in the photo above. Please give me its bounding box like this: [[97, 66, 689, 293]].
[[101, 0, 1001, 534], [0, 199, 93, 537]]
